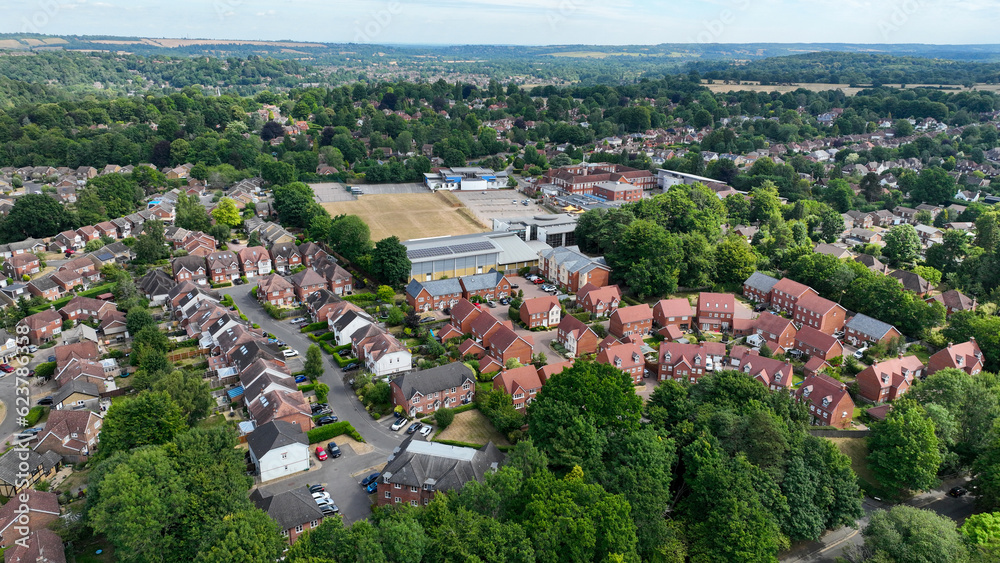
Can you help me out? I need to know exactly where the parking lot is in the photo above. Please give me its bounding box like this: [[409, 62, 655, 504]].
[[310, 182, 356, 203], [453, 189, 546, 224], [351, 182, 429, 195]]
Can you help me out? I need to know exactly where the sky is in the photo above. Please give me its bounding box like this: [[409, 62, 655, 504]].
[[4, 0, 997, 46]]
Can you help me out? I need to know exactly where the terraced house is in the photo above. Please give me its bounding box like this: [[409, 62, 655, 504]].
[[538, 246, 611, 293], [391, 363, 476, 417]]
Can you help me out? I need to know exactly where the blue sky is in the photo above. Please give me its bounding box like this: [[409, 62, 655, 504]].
[[4, 0, 996, 45]]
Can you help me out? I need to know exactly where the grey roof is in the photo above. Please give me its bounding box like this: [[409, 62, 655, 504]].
[[0, 448, 60, 485], [539, 246, 608, 275], [231, 340, 284, 373], [743, 272, 779, 293], [52, 380, 101, 405], [250, 486, 325, 530], [391, 363, 475, 401], [382, 437, 504, 493], [405, 278, 463, 299], [7, 238, 44, 252], [306, 289, 339, 310], [333, 310, 373, 332], [28, 276, 59, 292], [845, 313, 896, 339], [171, 255, 207, 276], [246, 420, 307, 457], [403, 234, 502, 262], [459, 270, 504, 292], [244, 372, 297, 404]]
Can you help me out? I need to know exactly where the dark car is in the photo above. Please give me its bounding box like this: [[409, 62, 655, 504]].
[[327, 442, 342, 458], [311, 402, 329, 413], [343, 363, 360, 372], [47, 355, 56, 362], [419, 316, 436, 324], [317, 416, 339, 426], [361, 472, 380, 487], [295, 375, 308, 384], [406, 422, 421, 434], [308, 484, 326, 494], [948, 486, 968, 497], [320, 503, 339, 515], [312, 407, 333, 417], [510, 283, 519, 289], [499, 297, 511, 306], [753, 303, 767, 312], [37, 396, 53, 406]]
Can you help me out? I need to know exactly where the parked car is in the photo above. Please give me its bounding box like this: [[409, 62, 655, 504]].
[[419, 425, 433, 437], [27, 345, 38, 353], [948, 486, 968, 497], [37, 396, 53, 406], [854, 347, 868, 359], [391, 418, 407, 431], [47, 355, 55, 362], [319, 502, 339, 515], [295, 375, 308, 384], [499, 297, 511, 306], [308, 484, 326, 494], [318, 415, 339, 425], [343, 363, 360, 372], [532, 278, 544, 285], [486, 300, 497, 308], [510, 283, 519, 289], [753, 303, 767, 312], [311, 403, 329, 413], [327, 442, 342, 458], [419, 316, 436, 324], [360, 472, 380, 487], [290, 317, 306, 324], [365, 480, 379, 494], [312, 407, 333, 417], [315, 447, 328, 461], [282, 349, 299, 358], [406, 422, 421, 434], [0, 364, 14, 373], [22, 427, 42, 435]]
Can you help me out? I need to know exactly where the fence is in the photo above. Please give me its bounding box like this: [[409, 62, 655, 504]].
[[808, 428, 870, 438], [167, 348, 209, 362]]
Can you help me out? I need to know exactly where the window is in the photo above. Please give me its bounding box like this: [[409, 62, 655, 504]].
[[281, 529, 289, 537], [311, 520, 318, 528], [410, 500, 418, 507], [394, 483, 401, 489], [385, 491, 391, 499], [281, 453, 287, 460], [295, 525, 303, 533], [410, 486, 418, 492], [394, 497, 401, 503]]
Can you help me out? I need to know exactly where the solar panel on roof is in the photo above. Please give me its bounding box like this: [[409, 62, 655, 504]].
[[407, 247, 453, 260], [449, 242, 494, 253]]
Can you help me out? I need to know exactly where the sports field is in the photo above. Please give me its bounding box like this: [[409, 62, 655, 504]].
[[320, 193, 486, 242]]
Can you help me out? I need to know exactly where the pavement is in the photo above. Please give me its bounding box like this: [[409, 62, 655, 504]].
[[453, 190, 543, 225]]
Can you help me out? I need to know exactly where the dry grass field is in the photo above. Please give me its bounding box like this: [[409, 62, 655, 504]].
[[435, 410, 511, 447], [320, 193, 486, 241], [702, 81, 984, 96], [85, 38, 321, 48]]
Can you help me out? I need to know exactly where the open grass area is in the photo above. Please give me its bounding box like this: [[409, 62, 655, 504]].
[[320, 193, 486, 241], [72, 534, 115, 563], [828, 437, 879, 489], [435, 409, 510, 447]]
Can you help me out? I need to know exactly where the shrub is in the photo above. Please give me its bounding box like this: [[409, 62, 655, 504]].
[[211, 282, 232, 289], [307, 421, 364, 444], [25, 406, 44, 427], [315, 383, 329, 403], [434, 407, 455, 429], [262, 303, 283, 319], [300, 322, 327, 332], [34, 362, 56, 380]]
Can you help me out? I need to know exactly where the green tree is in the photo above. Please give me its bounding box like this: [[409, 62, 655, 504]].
[[260, 160, 295, 185], [961, 512, 1000, 561], [211, 197, 243, 228], [0, 193, 77, 243], [125, 308, 157, 336], [194, 509, 287, 563], [881, 224, 921, 267], [376, 285, 395, 302], [819, 208, 845, 243], [135, 219, 170, 263], [859, 505, 968, 563], [98, 391, 187, 459], [435, 407, 455, 429], [607, 220, 683, 299], [152, 370, 214, 426], [714, 234, 758, 285], [371, 236, 411, 288], [328, 215, 371, 263], [175, 193, 212, 232], [749, 183, 783, 226], [304, 344, 323, 381], [867, 399, 941, 493]]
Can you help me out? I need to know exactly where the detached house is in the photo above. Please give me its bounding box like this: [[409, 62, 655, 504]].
[[856, 355, 924, 404], [357, 331, 412, 377], [696, 292, 736, 332], [250, 487, 326, 544], [928, 340, 984, 376], [538, 246, 611, 293], [391, 363, 476, 417], [576, 283, 621, 318], [289, 268, 327, 302], [17, 310, 62, 345], [376, 438, 504, 508], [257, 274, 295, 307], [658, 342, 724, 384], [313, 257, 353, 295], [519, 296, 561, 329], [246, 420, 309, 483], [34, 409, 103, 463], [269, 242, 302, 274], [652, 298, 694, 330], [27, 276, 62, 302], [298, 241, 327, 267], [492, 365, 544, 411], [206, 251, 240, 284], [3, 253, 40, 279], [57, 296, 116, 323], [405, 278, 463, 312], [731, 348, 795, 392], [448, 299, 483, 334], [741, 312, 797, 349], [931, 289, 976, 316], [845, 314, 901, 348], [555, 315, 599, 357], [797, 374, 854, 429], [487, 326, 534, 366], [172, 255, 208, 285], [609, 304, 653, 338], [596, 340, 645, 384], [239, 246, 272, 278]]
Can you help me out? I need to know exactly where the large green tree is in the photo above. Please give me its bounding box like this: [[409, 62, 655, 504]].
[[714, 234, 758, 285], [328, 214, 372, 262], [0, 193, 77, 243], [858, 505, 968, 563], [193, 509, 287, 563], [152, 369, 214, 426], [98, 391, 187, 459], [881, 224, 921, 267], [867, 399, 941, 493], [371, 236, 411, 288], [211, 197, 243, 228], [135, 219, 170, 264]]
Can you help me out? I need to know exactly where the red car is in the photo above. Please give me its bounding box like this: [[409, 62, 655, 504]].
[[315, 447, 328, 461], [532, 278, 545, 285], [0, 364, 14, 373]]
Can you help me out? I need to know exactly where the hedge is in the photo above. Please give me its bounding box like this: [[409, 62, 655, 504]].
[[211, 282, 232, 289], [307, 421, 364, 444], [331, 353, 354, 368], [331, 343, 351, 353], [320, 342, 336, 354], [319, 332, 337, 341], [450, 403, 478, 415], [342, 293, 377, 305], [25, 406, 44, 427], [298, 384, 316, 393], [300, 322, 327, 333]]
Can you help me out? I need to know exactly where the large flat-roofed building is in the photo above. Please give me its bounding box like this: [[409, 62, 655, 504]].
[[423, 167, 507, 191], [543, 163, 656, 195], [492, 213, 579, 248], [403, 232, 542, 282], [592, 180, 643, 202]]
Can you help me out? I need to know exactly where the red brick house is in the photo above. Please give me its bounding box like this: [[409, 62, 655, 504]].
[[930, 289, 976, 316], [742, 272, 779, 304], [298, 241, 328, 267], [797, 374, 854, 429], [34, 409, 103, 463], [927, 340, 984, 376], [770, 278, 816, 315], [269, 242, 303, 274], [405, 278, 463, 313], [289, 268, 327, 302], [469, 312, 512, 349], [652, 298, 694, 329], [555, 315, 599, 357], [793, 293, 847, 335], [576, 283, 621, 318], [238, 246, 272, 278], [181, 231, 217, 257], [745, 312, 797, 349], [313, 257, 353, 295], [596, 341, 645, 384], [57, 296, 116, 323], [459, 270, 512, 301], [17, 310, 63, 345], [248, 389, 314, 432], [592, 180, 643, 202], [794, 326, 844, 361], [3, 253, 40, 279], [250, 487, 326, 544], [696, 292, 736, 332], [856, 355, 924, 404], [538, 246, 611, 293], [257, 274, 295, 307], [375, 439, 503, 508], [844, 314, 902, 348], [609, 304, 653, 338], [492, 365, 544, 412], [27, 277, 62, 301], [206, 251, 240, 284], [57, 256, 99, 281], [519, 296, 561, 329], [172, 255, 208, 285], [657, 342, 723, 384], [731, 348, 795, 392], [487, 326, 534, 366], [391, 363, 476, 417], [95, 220, 119, 240], [449, 299, 483, 334]]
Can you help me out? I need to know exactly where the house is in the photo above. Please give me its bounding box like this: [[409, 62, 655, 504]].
[[51, 380, 102, 411], [448, 299, 483, 334], [889, 270, 932, 295], [803, 356, 832, 379], [814, 243, 853, 260], [376, 438, 504, 507], [391, 363, 476, 417], [487, 326, 534, 366], [856, 355, 924, 404], [357, 331, 412, 377], [469, 311, 511, 348], [257, 274, 295, 307], [732, 349, 795, 392], [538, 246, 611, 293], [137, 270, 177, 306], [555, 315, 599, 357], [696, 292, 736, 332], [250, 486, 325, 544], [743, 312, 797, 349], [2, 529, 66, 562], [312, 257, 353, 295], [845, 314, 902, 348], [57, 296, 116, 324], [17, 310, 62, 345], [609, 304, 653, 338], [269, 242, 303, 274], [0, 283, 28, 307], [770, 277, 816, 315], [306, 290, 361, 324], [95, 220, 118, 240], [793, 293, 847, 335], [492, 365, 544, 411], [894, 206, 918, 223], [519, 296, 561, 329], [855, 254, 890, 275], [742, 272, 779, 305], [405, 278, 463, 312], [576, 283, 621, 318], [459, 270, 512, 301], [331, 310, 375, 346], [596, 340, 646, 384], [248, 389, 313, 431], [53, 341, 100, 370], [172, 255, 208, 285], [246, 420, 310, 483], [56, 256, 99, 281], [298, 242, 328, 267], [0, 490, 60, 548], [34, 409, 103, 463], [0, 449, 60, 499], [239, 246, 272, 278], [201, 251, 238, 284], [928, 340, 984, 376], [797, 374, 855, 428], [794, 326, 844, 361], [3, 253, 40, 279], [52, 230, 83, 252], [284, 268, 324, 302], [26, 276, 62, 302], [658, 342, 724, 383], [652, 298, 694, 329]]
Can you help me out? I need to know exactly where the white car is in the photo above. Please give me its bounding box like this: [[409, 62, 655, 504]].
[[312, 491, 331, 503], [290, 317, 307, 324], [854, 347, 867, 359], [419, 425, 433, 437], [390, 418, 407, 431], [283, 349, 299, 358]]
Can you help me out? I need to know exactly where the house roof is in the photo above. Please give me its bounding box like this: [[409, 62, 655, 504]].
[[20, 309, 61, 330], [796, 292, 840, 315], [489, 325, 532, 354], [250, 487, 324, 530], [738, 352, 794, 388], [653, 298, 693, 319], [460, 270, 505, 292], [889, 270, 932, 293], [798, 373, 852, 412], [930, 340, 984, 371], [537, 360, 574, 382], [855, 254, 888, 274], [772, 277, 813, 299], [381, 437, 504, 493], [238, 246, 270, 264], [2, 529, 66, 563], [0, 449, 60, 486], [743, 272, 779, 293], [754, 312, 794, 336], [257, 273, 293, 293], [171, 254, 207, 276], [846, 314, 897, 339], [405, 278, 463, 299], [249, 389, 310, 426], [54, 341, 99, 367], [392, 363, 475, 400], [933, 289, 975, 311], [40, 410, 101, 451], [269, 241, 300, 260], [858, 355, 924, 389], [796, 326, 840, 353], [611, 304, 652, 324], [539, 246, 609, 276], [449, 299, 481, 325], [289, 268, 326, 289], [245, 420, 307, 457], [493, 365, 543, 396], [520, 296, 560, 317], [696, 292, 735, 314], [52, 380, 101, 405], [0, 490, 59, 530], [597, 341, 644, 367], [206, 251, 238, 270], [576, 283, 621, 306], [556, 314, 593, 340]]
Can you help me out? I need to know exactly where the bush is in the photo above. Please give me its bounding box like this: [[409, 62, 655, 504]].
[[298, 384, 316, 393], [34, 361, 56, 379], [434, 407, 455, 429], [319, 332, 337, 341], [307, 421, 364, 444], [211, 282, 232, 289], [315, 383, 329, 403], [25, 406, 44, 427], [262, 303, 283, 319], [300, 322, 327, 332]]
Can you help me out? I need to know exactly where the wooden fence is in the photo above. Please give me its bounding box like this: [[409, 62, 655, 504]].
[[167, 348, 209, 362]]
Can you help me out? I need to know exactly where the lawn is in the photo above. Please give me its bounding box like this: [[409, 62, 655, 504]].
[[72, 534, 115, 563], [435, 410, 510, 447], [320, 193, 486, 241], [827, 437, 879, 489]]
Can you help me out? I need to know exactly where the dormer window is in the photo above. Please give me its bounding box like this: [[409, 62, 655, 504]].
[[822, 397, 830, 407], [956, 356, 964, 366]]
